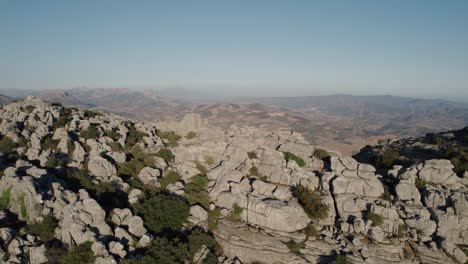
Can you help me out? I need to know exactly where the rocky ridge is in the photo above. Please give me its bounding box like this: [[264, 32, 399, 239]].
[[0, 97, 467, 264]]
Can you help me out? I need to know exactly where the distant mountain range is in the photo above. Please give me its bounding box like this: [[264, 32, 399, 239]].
[[1, 88, 467, 155]]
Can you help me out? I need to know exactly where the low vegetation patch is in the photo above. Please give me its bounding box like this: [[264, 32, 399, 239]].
[[365, 211, 384, 227], [443, 146, 468, 175], [295, 185, 329, 220], [46, 241, 96, 264], [195, 161, 208, 175], [83, 109, 102, 118], [80, 124, 100, 140], [41, 134, 60, 151], [24, 105, 36, 114], [286, 240, 304, 257], [415, 177, 429, 190], [207, 208, 221, 232], [186, 131, 197, 139], [159, 170, 182, 189], [249, 165, 260, 177], [46, 153, 67, 168], [155, 148, 175, 163], [26, 215, 59, 241], [226, 203, 243, 222], [376, 149, 400, 169], [331, 255, 350, 264], [19, 192, 28, 219], [312, 148, 330, 160], [133, 194, 189, 234], [157, 130, 181, 147], [0, 135, 17, 156], [247, 151, 258, 159], [0, 187, 12, 210], [283, 151, 306, 167], [117, 148, 155, 178], [105, 129, 121, 141], [185, 174, 210, 209], [126, 128, 147, 148]]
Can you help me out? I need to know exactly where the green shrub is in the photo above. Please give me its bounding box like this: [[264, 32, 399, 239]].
[[67, 140, 75, 154], [398, 224, 407, 238], [415, 177, 428, 189], [195, 161, 207, 175], [249, 165, 260, 177], [17, 136, 28, 148], [186, 131, 197, 139], [286, 240, 304, 256], [160, 170, 182, 189], [376, 149, 399, 169], [84, 110, 101, 118], [283, 151, 306, 167], [156, 148, 175, 163], [157, 130, 181, 147], [45, 154, 66, 168], [365, 211, 384, 227], [304, 224, 319, 238], [207, 208, 221, 231], [105, 129, 121, 141], [312, 148, 330, 160], [226, 203, 243, 222], [26, 215, 58, 241], [46, 241, 96, 264], [19, 192, 27, 219], [380, 185, 392, 201], [126, 128, 147, 147], [0, 187, 12, 210], [117, 148, 155, 178], [185, 175, 210, 209], [122, 237, 189, 264], [0, 135, 16, 155], [331, 255, 350, 264], [188, 229, 219, 258], [444, 146, 468, 175], [80, 124, 100, 140], [133, 194, 189, 234], [108, 141, 123, 152], [295, 185, 328, 220], [24, 105, 36, 114], [247, 151, 258, 159], [53, 107, 75, 130], [41, 134, 60, 151]]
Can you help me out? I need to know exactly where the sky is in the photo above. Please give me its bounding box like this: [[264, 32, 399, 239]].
[[1, 0, 467, 100]]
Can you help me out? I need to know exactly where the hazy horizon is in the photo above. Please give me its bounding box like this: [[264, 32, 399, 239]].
[[1, 0, 468, 100]]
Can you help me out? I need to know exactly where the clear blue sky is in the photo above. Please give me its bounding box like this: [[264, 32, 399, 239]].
[[1, 0, 467, 99]]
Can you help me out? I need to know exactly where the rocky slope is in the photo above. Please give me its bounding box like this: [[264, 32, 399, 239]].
[[0, 97, 467, 264]]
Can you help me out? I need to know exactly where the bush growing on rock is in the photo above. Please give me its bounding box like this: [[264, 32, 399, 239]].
[[25, 215, 58, 241], [185, 175, 210, 209], [41, 134, 60, 151], [24, 105, 36, 114], [187, 229, 219, 257], [126, 128, 147, 147], [118, 148, 155, 178], [46, 153, 66, 168], [207, 208, 221, 231], [105, 129, 121, 141], [286, 240, 304, 256], [157, 130, 181, 147], [249, 165, 260, 178], [226, 203, 243, 222], [376, 149, 399, 169], [312, 148, 330, 160], [0, 135, 17, 156], [159, 170, 182, 189], [283, 151, 306, 167], [0, 187, 12, 210], [331, 255, 350, 264], [443, 146, 468, 175], [365, 211, 384, 227], [80, 124, 100, 140], [247, 151, 258, 159], [294, 185, 328, 220], [83, 109, 101, 118], [133, 194, 189, 234], [186, 131, 197, 139], [195, 161, 208, 175], [156, 148, 175, 163], [204, 155, 215, 165], [46, 241, 96, 264]]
